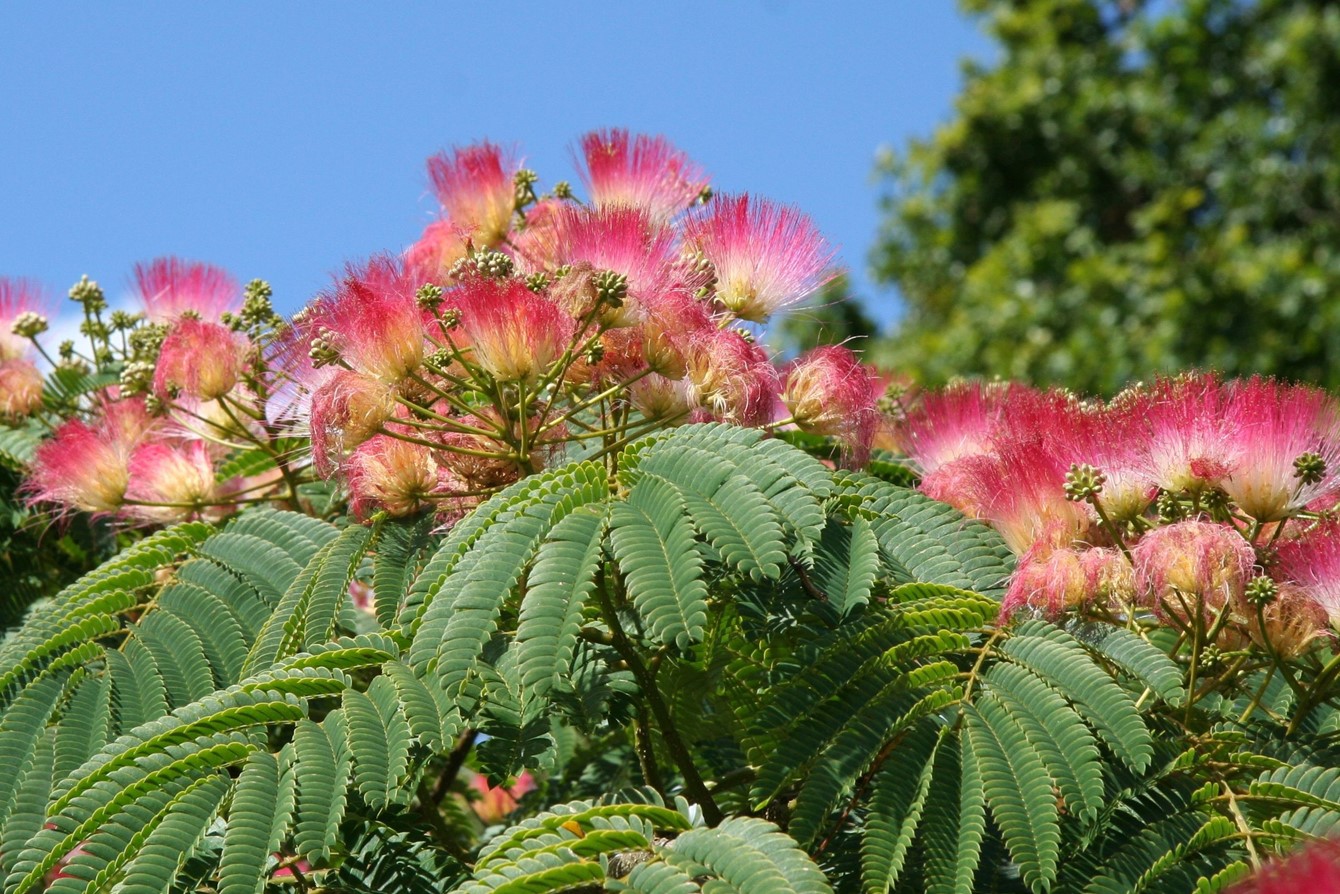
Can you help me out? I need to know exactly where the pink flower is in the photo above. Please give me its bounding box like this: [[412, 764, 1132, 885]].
[[973, 438, 1091, 555], [919, 454, 1002, 520], [345, 435, 438, 519], [640, 289, 714, 380], [686, 193, 835, 323], [782, 345, 880, 462], [1056, 395, 1158, 521], [426, 141, 518, 248], [153, 317, 247, 401], [0, 277, 46, 361], [1229, 838, 1340, 894], [575, 128, 708, 223], [317, 257, 428, 385], [898, 381, 1022, 476], [682, 328, 779, 427], [0, 359, 43, 419], [1221, 377, 1340, 521], [517, 205, 694, 327], [26, 419, 135, 514], [1143, 374, 1235, 495], [468, 771, 537, 825], [124, 440, 218, 523], [454, 277, 573, 384], [132, 257, 239, 323], [629, 373, 695, 422], [405, 218, 469, 279], [1001, 545, 1090, 618], [1249, 583, 1328, 658], [307, 371, 398, 477], [1132, 520, 1256, 622], [1272, 520, 1340, 625]]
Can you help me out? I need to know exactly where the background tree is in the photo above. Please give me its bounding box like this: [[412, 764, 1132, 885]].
[[870, 0, 1340, 394]]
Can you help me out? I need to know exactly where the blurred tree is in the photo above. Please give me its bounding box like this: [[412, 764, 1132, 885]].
[[777, 272, 879, 356], [871, 0, 1340, 394]]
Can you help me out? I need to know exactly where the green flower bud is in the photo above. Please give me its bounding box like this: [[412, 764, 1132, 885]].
[[1064, 463, 1106, 502]]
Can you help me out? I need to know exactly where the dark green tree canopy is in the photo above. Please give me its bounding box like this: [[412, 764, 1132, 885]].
[[872, 0, 1340, 393]]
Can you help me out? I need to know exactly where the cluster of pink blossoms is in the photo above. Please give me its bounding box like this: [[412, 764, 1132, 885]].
[[13, 260, 287, 523], [7, 130, 886, 526], [276, 130, 882, 519], [897, 374, 1340, 656]]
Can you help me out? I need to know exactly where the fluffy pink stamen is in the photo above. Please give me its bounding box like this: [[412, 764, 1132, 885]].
[[0, 359, 43, 419], [318, 257, 429, 384], [132, 257, 240, 323], [686, 193, 835, 323], [782, 345, 880, 463], [124, 440, 218, 523], [453, 277, 573, 384], [345, 435, 438, 519], [1132, 519, 1256, 621], [1273, 519, 1340, 625], [898, 381, 1025, 476], [682, 328, 779, 427], [575, 128, 708, 223], [426, 141, 518, 248], [154, 317, 247, 401], [1143, 373, 1235, 494], [1221, 377, 1340, 521]]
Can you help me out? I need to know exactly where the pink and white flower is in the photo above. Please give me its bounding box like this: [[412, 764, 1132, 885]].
[[782, 345, 880, 462], [124, 440, 218, 523], [154, 317, 247, 401], [1132, 519, 1256, 621], [454, 277, 573, 384], [132, 257, 239, 323], [686, 193, 835, 323], [426, 141, 519, 248], [0, 277, 46, 361], [575, 128, 708, 223], [1221, 377, 1340, 521]]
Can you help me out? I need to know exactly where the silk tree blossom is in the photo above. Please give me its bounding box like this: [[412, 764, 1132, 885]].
[[454, 277, 573, 384], [1143, 374, 1235, 495], [132, 257, 240, 323], [969, 437, 1091, 555], [307, 371, 398, 477], [345, 435, 438, 519], [782, 345, 880, 461], [1132, 520, 1257, 622], [317, 257, 429, 385], [1228, 838, 1340, 894], [25, 419, 135, 515], [153, 317, 247, 401], [1248, 584, 1329, 658], [683, 328, 778, 427], [1272, 520, 1340, 625], [640, 289, 714, 380], [687, 194, 835, 323], [0, 359, 43, 419], [1001, 545, 1090, 618], [898, 381, 1021, 476], [1221, 377, 1340, 521], [405, 218, 470, 279], [1057, 394, 1159, 521], [427, 141, 518, 248], [468, 771, 537, 825], [629, 374, 695, 423], [124, 440, 218, 523], [517, 206, 695, 327], [576, 129, 708, 224], [0, 277, 47, 361]]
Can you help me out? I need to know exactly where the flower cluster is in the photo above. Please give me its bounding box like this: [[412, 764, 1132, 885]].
[[278, 130, 878, 520], [5, 130, 886, 527], [897, 373, 1340, 657], [11, 263, 295, 524]]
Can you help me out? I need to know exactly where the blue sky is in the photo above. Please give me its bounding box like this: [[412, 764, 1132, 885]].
[[0, 3, 991, 331]]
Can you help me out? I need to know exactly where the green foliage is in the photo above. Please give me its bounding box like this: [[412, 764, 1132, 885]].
[[873, 0, 1340, 393], [1, 424, 1338, 893]]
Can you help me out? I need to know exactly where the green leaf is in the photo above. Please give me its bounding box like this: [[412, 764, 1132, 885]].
[[965, 696, 1061, 893], [218, 750, 295, 894], [516, 505, 608, 700], [810, 515, 880, 616], [862, 725, 943, 893], [610, 475, 708, 650]]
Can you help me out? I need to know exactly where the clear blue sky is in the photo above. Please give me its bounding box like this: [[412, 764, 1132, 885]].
[[0, 2, 991, 330]]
